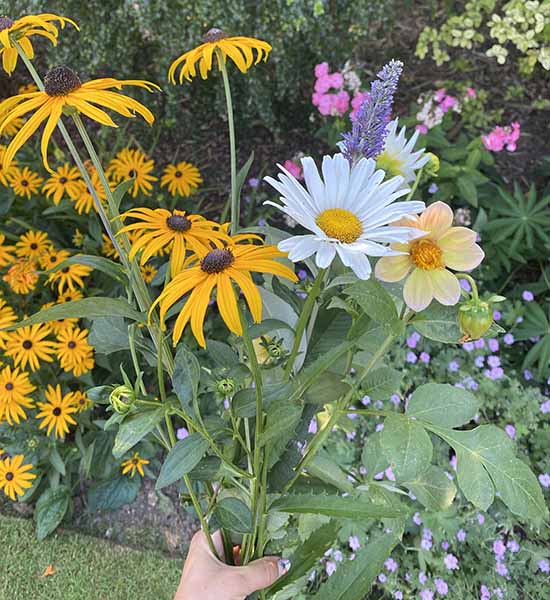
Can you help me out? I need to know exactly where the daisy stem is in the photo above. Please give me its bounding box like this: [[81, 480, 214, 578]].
[[406, 167, 424, 201], [217, 50, 239, 234], [284, 268, 326, 378]]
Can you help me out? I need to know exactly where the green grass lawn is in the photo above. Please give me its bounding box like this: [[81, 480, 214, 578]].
[[0, 514, 181, 600]]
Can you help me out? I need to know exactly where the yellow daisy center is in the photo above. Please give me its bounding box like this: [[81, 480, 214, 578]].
[[316, 208, 362, 244], [376, 151, 403, 179], [200, 248, 234, 273], [410, 239, 444, 270], [44, 65, 82, 97]]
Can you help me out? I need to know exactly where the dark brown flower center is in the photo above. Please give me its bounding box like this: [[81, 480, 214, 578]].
[[129, 169, 137, 177], [200, 248, 234, 274], [22, 340, 32, 349], [30, 243, 38, 249], [203, 28, 230, 43], [166, 214, 191, 232], [5, 382, 14, 391], [5, 472, 14, 481], [132, 458, 139, 465], [53, 407, 62, 416], [60, 177, 67, 184], [175, 171, 182, 177], [68, 341, 76, 348], [44, 65, 82, 97], [21, 180, 28, 187], [61, 267, 70, 273], [0, 16, 14, 32]]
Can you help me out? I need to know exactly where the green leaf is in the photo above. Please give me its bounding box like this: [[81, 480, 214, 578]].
[[311, 532, 398, 600], [236, 151, 255, 202], [156, 433, 209, 490], [304, 371, 350, 404], [232, 382, 292, 418], [113, 179, 134, 210], [380, 415, 433, 481], [411, 304, 462, 343], [361, 431, 390, 477], [403, 465, 457, 511], [48, 447, 66, 476], [88, 316, 130, 354], [214, 497, 253, 534], [172, 345, 201, 414], [307, 451, 354, 494], [2, 297, 143, 331], [248, 318, 295, 338], [270, 494, 409, 520], [456, 443, 495, 511], [35, 486, 70, 540], [260, 400, 302, 447], [268, 521, 339, 594], [406, 383, 479, 428], [206, 339, 239, 368], [362, 367, 402, 401], [457, 175, 478, 207], [344, 279, 398, 325], [51, 254, 127, 285], [87, 476, 140, 512], [112, 407, 165, 458]]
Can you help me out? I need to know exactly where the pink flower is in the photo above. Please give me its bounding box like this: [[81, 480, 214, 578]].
[[318, 94, 334, 115], [440, 95, 458, 113], [434, 88, 447, 103], [312, 92, 323, 106], [482, 130, 505, 152], [416, 124, 428, 134], [466, 87, 477, 98], [283, 160, 303, 180], [482, 122, 521, 153], [334, 90, 350, 115], [315, 75, 333, 94], [315, 62, 329, 78], [329, 72, 344, 89]]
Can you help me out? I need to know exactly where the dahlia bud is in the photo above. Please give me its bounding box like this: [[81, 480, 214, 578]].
[[109, 384, 136, 414], [458, 299, 493, 341], [425, 152, 440, 177]]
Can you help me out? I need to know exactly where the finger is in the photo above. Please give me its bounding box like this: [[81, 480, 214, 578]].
[[238, 557, 284, 594]]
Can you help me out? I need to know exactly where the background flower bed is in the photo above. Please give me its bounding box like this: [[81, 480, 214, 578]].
[[0, 2, 549, 600]]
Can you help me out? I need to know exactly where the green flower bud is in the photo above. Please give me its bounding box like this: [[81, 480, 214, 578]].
[[109, 384, 136, 414], [458, 299, 493, 341], [26, 438, 39, 450], [216, 378, 236, 396]]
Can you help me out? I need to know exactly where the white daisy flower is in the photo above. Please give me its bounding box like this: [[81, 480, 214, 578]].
[[264, 153, 426, 280], [376, 117, 430, 184]]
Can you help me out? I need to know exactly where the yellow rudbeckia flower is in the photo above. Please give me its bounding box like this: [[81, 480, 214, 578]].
[[168, 28, 271, 84], [0, 13, 78, 75], [160, 161, 202, 197], [0, 454, 36, 500], [107, 147, 157, 198], [0, 65, 160, 172]]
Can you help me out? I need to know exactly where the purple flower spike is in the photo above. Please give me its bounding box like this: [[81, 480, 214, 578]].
[[342, 60, 403, 163]]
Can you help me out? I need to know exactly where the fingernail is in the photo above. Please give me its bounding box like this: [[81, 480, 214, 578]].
[[278, 559, 291, 576]]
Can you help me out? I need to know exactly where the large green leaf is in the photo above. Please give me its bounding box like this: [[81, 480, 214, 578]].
[[172, 345, 201, 415], [304, 372, 350, 405], [87, 476, 140, 512], [311, 532, 398, 600], [214, 497, 253, 534], [268, 521, 339, 594], [270, 494, 408, 520], [113, 178, 134, 210], [206, 339, 239, 368], [344, 280, 398, 326], [88, 316, 130, 354], [361, 431, 390, 478], [35, 486, 71, 540], [112, 407, 165, 458], [406, 383, 479, 428], [307, 451, 354, 494], [2, 297, 143, 331], [362, 367, 402, 401], [380, 415, 433, 481], [260, 400, 303, 447], [232, 382, 293, 418], [156, 433, 209, 490], [411, 304, 462, 343], [403, 465, 457, 511]]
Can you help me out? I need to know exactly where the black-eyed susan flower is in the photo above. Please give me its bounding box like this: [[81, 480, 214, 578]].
[[140, 263, 157, 283], [70, 169, 109, 214], [54, 326, 94, 376], [0, 65, 160, 171], [57, 288, 83, 304], [151, 235, 297, 347], [120, 208, 230, 277], [15, 229, 51, 260], [0, 111, 23, 136], [0, 298, 17, 348], [0, 13, 78, 75], [68, 390, 92, 412], [100, 233, 118, 259], [48, 258, 93, 293], [72, 229, 83, 247], [38, 247, 68, 271], [7, 165, 43, 198], [0, 233, 15, 267], [0, 365, 35, 424], [2, 259, 38, 294], [40, 301, 79, 335], [107, 147, 157, 198], [4, 323, 55, 372], [168, 28, 271, 84], [160, 161, 202, 197], [43, 163, 81, 205], [0, 145, 17, 185], [121, 452, 149, 477], [0, 454, 36, 500], [36, 384, 77, 438]]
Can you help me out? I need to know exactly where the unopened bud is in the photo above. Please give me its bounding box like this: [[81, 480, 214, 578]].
[[109, 385, 136, 414]]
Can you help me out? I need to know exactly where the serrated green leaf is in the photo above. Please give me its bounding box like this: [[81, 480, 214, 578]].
[[403, 465, 456, 511], [156, 433, 209, 490], [362, 367, 402, 401], [232, 382, 293, 418], [411, 304, 462, 343], [361, 431, 390, 477], [406, 383, 479, 428], [35, 486, 70, 540], [214, 497, 253, 534], [112, 407, 165, 458], [172, 345, 201, 415], [307, 451, 354, 494], [344, 279, 398, 325], [260, 400, 303, 447]]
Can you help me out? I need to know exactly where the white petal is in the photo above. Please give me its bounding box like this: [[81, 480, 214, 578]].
[[336, 246, 372, 279], [315, 242, 337, 269]]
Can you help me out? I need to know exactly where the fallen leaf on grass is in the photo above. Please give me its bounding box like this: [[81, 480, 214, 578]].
[[41, 565, 56, 577]]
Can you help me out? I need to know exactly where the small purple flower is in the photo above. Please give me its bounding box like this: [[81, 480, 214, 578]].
[[441, 540, 450, 551], [420, 590, 434, 600], [390, 393, 401, 406], [406, 351, 418, 364], [450, 455, 457, 471], [474, 338, 485, 349], [540, 399, 550, 414], [346, 431, 357, 440], [407, 332, 421, 348], [394, 592, 404, 600], [413, 511, 422, 526], [487, 355, 501, 368], [507, 539, 520, 553], [524, 369, 533, 381], [420, 352, 431, 364], [516, 316, 524, 323], [480, 584, 491, 600], [419, 571, 428, 585], [494, 589, 504, 599], [385, 466, 396, 481], [378, 572, 387, 583], [428, 183, 438, 194], [349, 535, 361, 551], [503, 333, 514, 345], [421, 537, 433, 551], [333, 550, 343, 562], [325, 561, 337, 576], [504, 424, 516, 439], [361, 395, 371, 406], [444, 554, 459, 570], [297, 269, 308, 280], [477, 513, 485, 525], [463, 341, 475, 352], [484, 367, 504, 380], [385, 558, 399, 573], [522, 290, 534, 302], [457, 529, 466, 542], [248, 177, 260, 188], [538, 473, 550, 488], [308, 418, 318, 434], [474, 355, 485, 368], [375, 423, 384, 432], [460, 278, 471, 292], [488, 339, 499, 352], [493, 540, 506, 559], [493, 310, 502, 321], [448, 361, 460, 372], [495, 561, 508, 578], [176, 427, 189, 440], [434, 578, 448, 595], [538, 559, 550, 573]]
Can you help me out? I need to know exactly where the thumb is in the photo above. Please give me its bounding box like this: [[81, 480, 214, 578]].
[[238, 557, 285, 594]]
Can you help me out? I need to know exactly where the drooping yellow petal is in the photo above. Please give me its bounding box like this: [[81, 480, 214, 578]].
[[216, 274, 242, 335], [438, 227, 485, 271], [40, 99, 63, 172], [430, 269, 461, 306], [403, 267, 434, 312], [230, 269, 263, 323], [375, 254, 412, 282]]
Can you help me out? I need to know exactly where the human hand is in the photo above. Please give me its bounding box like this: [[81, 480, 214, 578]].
[[174, 530, 287, 600]]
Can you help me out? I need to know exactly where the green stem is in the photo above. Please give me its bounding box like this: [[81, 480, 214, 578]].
[[456, 273, 479, 302], [406, 167, 424, 201], [284, 268, 326, 378], [128, 324, 147, 396], [217, 50, 238, 234]]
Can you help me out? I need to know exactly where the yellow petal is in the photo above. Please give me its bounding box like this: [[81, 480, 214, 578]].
[[216, 274, 242, 335], [418, 202, 453, 239], [403, 268, 434, 312], [430, 269, 461, 306], [375, 254, 412, 282], [438, 227, 484, 271]]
